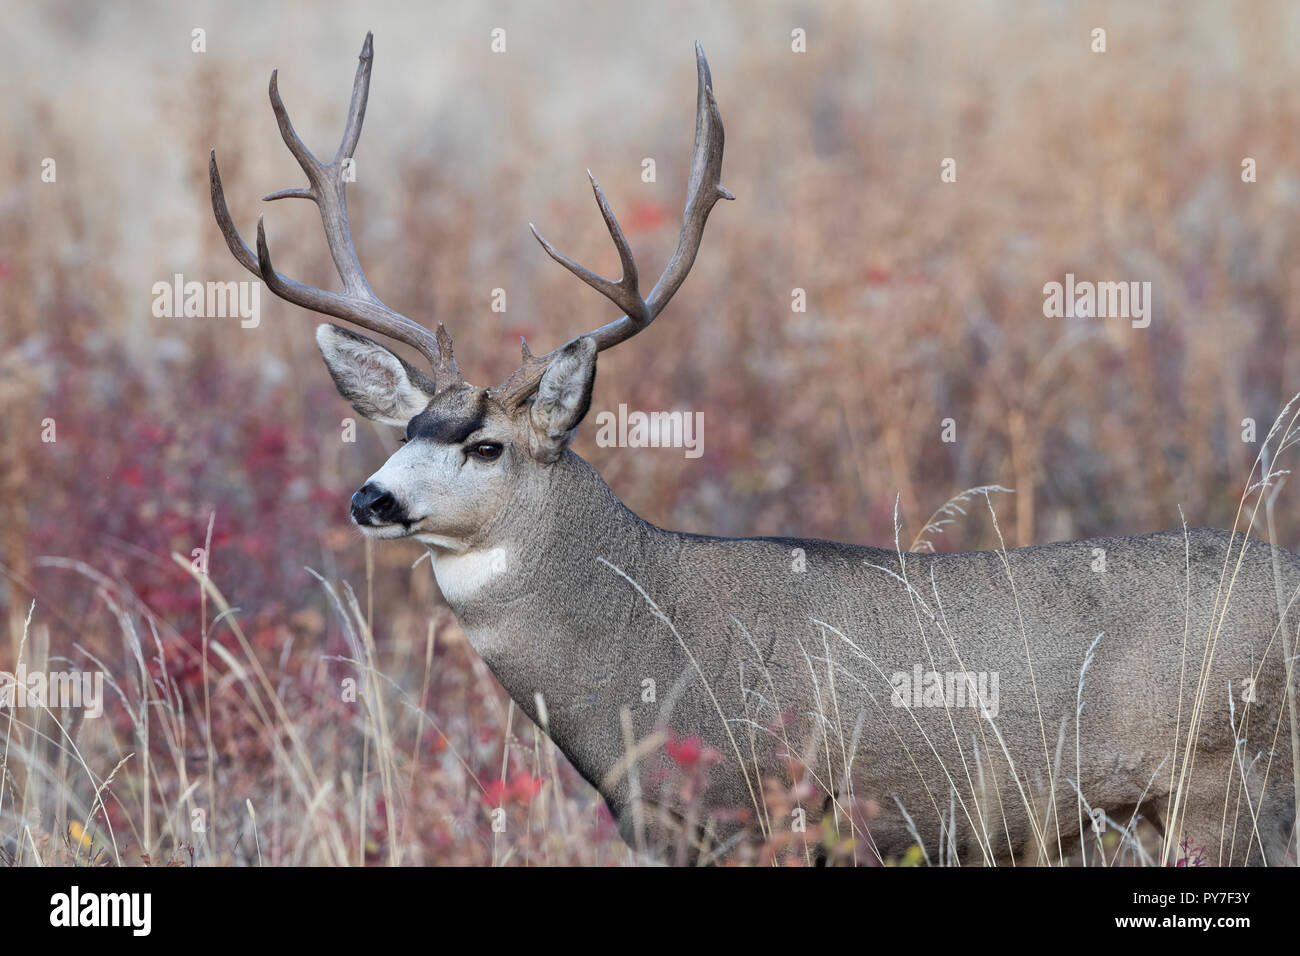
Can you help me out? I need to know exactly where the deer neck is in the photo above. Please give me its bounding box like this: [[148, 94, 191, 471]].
[[429, 452, 669, 783]]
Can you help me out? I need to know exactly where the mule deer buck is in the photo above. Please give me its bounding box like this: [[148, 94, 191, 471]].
[[210, 33, 1297, 865]]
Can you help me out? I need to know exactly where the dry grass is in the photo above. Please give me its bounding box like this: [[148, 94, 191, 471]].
[[2, 0, 1300, 864]]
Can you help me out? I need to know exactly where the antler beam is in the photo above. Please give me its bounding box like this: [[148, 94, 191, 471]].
[[491, 42, 733, 406], [209, 32, 460, 386]]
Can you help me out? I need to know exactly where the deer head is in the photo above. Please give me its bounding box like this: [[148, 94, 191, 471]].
[[210, 33, 732, 554]]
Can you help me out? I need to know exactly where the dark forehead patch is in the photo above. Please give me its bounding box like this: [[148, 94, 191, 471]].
[[406, 389, 487, 445]]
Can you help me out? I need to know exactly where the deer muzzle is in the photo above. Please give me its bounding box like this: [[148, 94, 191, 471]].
[[351, 482, 406, 526]]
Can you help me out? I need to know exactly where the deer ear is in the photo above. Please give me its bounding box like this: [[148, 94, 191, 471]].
[[315, 324, 437, 427], [527, 337, 597, 462]]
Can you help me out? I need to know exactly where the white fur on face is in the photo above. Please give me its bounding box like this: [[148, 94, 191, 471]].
[[358, 436, 509, 548], [356, 440, 450, 532], [360, 523, 413, 539]]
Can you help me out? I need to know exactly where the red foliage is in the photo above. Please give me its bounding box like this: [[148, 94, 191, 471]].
[[482, 774, 545, 807], [665, 731, 722, 770], [624, 199, 666, 233]]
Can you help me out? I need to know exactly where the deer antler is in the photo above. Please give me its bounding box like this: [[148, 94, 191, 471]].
[[491, 42, 733, 407], [209, 32, 460, 386]]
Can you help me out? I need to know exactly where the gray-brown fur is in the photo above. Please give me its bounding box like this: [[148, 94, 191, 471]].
[[446, 447, 1298, 865], [214, 32, 1296, 866]]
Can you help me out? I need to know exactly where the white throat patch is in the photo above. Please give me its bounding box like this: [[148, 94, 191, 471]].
[[430, 546, 512, 604]]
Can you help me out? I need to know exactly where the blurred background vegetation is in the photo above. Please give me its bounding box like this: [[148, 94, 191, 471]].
[[2, 0, 1300, 864]]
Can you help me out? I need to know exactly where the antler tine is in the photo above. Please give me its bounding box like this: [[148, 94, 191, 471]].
[[493, 42, 732, 406], [334, 31, 372, 167], [528, 170, 650, 327], [209, 149, 261, 275], [647, 41, 736, 311], [209, 32, 461, 386]]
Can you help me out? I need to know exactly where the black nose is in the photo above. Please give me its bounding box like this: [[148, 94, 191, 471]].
[[351, 482, 405, 525]]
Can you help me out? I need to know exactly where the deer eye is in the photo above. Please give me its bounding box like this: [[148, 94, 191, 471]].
[[469, 442, 503, 462]]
